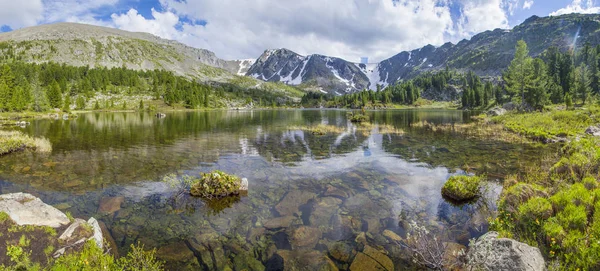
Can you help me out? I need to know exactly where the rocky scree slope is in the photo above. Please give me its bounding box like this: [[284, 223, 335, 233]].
[[247, 13, 600, 94]]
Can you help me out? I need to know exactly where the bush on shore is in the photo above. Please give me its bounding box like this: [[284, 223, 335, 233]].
[[491, 137, 600, 270]]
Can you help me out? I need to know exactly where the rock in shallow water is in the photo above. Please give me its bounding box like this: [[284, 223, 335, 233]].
[[466, 231, 545, 271], [275, 190, 316, 216], [0, 192, 70, 228]]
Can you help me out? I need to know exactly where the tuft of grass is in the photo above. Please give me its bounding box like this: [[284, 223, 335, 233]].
[[0, 130, 52, 156]]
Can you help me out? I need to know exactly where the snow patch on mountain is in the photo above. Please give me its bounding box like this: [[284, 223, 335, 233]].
[[236, 59, 256, 76], [356, 63, 388, 91]]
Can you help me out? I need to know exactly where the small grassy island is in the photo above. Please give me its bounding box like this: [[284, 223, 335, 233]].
[[441, 175, 483, 202]]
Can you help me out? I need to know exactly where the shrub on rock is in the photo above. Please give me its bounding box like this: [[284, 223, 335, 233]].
[[190, 170, 242, 199], [441, 175, 483, 202]]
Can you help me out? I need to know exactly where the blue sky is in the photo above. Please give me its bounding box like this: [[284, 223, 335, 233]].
[[0, 0, 599, 61]]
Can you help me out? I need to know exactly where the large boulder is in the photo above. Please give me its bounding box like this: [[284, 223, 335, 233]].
[[466, 231, 545, 271], [585, 125, 600, 137], [0, 193, 70, 228], [487, 107, 507, 116]]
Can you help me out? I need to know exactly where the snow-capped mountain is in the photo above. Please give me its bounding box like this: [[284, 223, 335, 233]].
[[246, 49, 371, 94], [247, 14, 600, 94]]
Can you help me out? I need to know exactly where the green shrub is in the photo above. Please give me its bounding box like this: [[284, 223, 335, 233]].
[[118, 243, 164, 271], [550, 183, 593, 212], [441, 175, 483, 202], [556, 204, 587, 232], [0, 211, 11, 222], [189, 170, 241, 199], [518, 197, 553, 221], [542, 217, 565, 243], [499, 183, 547, 214], [582, 176, 599, 190], [349, 113, 369, 123]]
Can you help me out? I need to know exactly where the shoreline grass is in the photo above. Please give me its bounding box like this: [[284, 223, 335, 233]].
[[0, 130, 52, 156]]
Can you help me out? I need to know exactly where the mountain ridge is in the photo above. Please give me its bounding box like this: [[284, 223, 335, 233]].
[[247, 13, 600, 94]]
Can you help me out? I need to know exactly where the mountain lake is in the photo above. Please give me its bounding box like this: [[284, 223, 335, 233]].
[[0, 109, 553, 270]]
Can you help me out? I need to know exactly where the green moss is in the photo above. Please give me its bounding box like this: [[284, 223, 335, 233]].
[[189, 170, 241, 199], [518, 196, 553, 221], [441, 175, 483, 202]]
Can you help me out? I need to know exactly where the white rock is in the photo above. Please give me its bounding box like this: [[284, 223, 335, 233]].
[[240, 178, 249, 191], [87, 217, 103, 249], [0, 193, 70, 228], [59, 218, 86, 241]]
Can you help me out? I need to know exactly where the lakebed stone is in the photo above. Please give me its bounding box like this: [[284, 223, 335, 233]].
[[98, 196, 124, 214], [270, 250, 338, 271], [288, 226, 322, 249], [0, 192, 70, 228], [275, 190, 316, 216]]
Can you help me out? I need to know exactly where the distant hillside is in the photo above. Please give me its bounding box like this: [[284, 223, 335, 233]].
[[0, 22, 242, 80], [247, 13, 600, 94]]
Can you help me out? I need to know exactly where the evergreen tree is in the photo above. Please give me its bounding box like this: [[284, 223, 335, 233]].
[[565, 93, 573, 109], [122, 101, 127, 110], [139, 99, 144, 110], [46, 80, 63, 109], [94, 100, 100, 110], [62, 95, 71, 113], [76, 96, 86, 110], [503, 40, 533, 105], [575, 64, 592, 104], [525, 59, 549, 109]]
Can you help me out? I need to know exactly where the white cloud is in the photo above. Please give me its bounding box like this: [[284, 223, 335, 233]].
[[102, 0, 514, 62], [523, 0, 534, 9], [0, 0, 43, 29], [550, 0, 600, 16], [0, 0, 521, 63], [111, 8, 180, 40], [455, 0, 510, 38]]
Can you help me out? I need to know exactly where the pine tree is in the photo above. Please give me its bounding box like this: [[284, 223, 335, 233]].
[[94, 100, 100, 110], [139, 99, 144, 110], [575, 64, 591, 104], [62, 95, 71, 113], [565, 93, 573, 109], [503, 40, 533, 105], [46, 80, 63, 109], [76, 96, 86, 110], [525, 59, 549, 109], [122, 101, 127, 110]]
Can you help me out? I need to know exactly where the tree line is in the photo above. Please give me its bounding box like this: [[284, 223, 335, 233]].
[[0, 60, 291, 112]]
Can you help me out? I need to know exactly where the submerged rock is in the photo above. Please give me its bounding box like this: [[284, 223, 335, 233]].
[[0, 193, 70, 228], [275, 190, 316, 216], [466, 231, 545, 271], [349, 245, 394, 271], [264, 216, 298, 229], [288, 226, 322, 249], [268, 250, 338, 271], [97, 196, 124, 214]]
